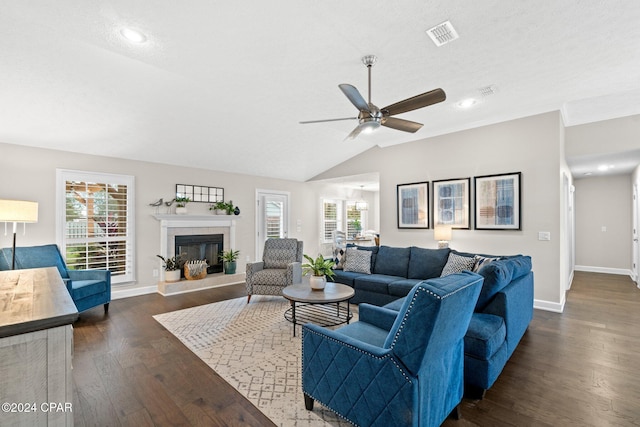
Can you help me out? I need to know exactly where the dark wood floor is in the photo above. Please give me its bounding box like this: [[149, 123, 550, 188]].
[[73, 272, 640, 426]]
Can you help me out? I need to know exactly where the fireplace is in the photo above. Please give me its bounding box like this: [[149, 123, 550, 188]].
[[175, 234, 224, 276]]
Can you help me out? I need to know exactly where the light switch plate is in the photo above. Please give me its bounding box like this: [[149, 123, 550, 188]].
[[538, 232, 551, 241]]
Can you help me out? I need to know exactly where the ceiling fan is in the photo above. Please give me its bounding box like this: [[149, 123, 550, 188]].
[[300, 55, 446, 140]]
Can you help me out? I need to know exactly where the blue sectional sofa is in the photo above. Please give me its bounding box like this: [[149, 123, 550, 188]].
[[331, 245, 534, 398], [0, 244, 111, 313]]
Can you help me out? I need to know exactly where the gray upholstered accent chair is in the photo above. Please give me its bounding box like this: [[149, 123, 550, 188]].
[[245, 238, 303, 303]]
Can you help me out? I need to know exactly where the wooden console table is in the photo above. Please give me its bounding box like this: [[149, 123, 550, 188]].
[[0, 267, 78, 427]]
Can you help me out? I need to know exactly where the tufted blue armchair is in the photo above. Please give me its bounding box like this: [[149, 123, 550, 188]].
[[0, 244, 111, 313], [302, 271, 483, 427], [245, 238, 303, 303]]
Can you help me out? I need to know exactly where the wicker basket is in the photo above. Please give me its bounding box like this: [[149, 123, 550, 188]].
[[184, 260, 208, 280]]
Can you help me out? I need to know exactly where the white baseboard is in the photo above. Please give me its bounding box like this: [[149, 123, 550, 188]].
[[574, 265, 632, 276], [112, 285, 157, 300], [534, 298, 565, 313]]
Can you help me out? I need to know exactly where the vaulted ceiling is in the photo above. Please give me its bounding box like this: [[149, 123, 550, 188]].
[[1, 1, 639, 182]]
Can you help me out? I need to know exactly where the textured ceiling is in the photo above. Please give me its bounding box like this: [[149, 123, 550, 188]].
[[1, 1, 640, 182]]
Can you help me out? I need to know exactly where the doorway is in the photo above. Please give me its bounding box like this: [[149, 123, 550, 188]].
[[632, 184, 638, 283], [255, 190, 290, 260]]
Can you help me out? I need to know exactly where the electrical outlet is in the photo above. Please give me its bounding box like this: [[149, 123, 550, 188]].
[[246, 255, 250, 262], [152, 269, 159, 277]]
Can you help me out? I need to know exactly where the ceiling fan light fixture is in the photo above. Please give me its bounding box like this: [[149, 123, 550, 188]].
[[360, 118, 381, 134]]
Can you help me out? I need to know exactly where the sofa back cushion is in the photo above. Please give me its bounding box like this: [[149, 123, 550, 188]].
[[407, 247, 450, 279], [373, 246, 410, 277], [475, 255, 532, 311]]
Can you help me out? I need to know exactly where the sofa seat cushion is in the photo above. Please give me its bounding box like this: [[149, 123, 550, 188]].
[[465, 313, 506, 360], [372, 246, 410, 277], [70, 279, 107, 300], [332, 270, 367, 287], [407, 247, 450, 279], [353, 274, 402, 294], [249, 268, 289, 286], [388, 279, 423, 297]]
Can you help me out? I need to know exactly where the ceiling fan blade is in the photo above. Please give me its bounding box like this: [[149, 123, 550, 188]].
[[299, 117, 356, 124], [345, 124, 364, 140], [381, 117, 423, 133], [339, 84, 370, 112], [381, 88, 446, 116]]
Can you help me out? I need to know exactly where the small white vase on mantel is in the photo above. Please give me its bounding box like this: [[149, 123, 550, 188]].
[[175, 207, 188, 215], [309, 275, 326, 291]]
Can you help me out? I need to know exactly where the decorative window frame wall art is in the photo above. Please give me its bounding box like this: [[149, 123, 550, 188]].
[[397, 181, 430, 229], [432, 178, 471, 229], [176, 184, 224, 203], [474, 172, 522, 230]]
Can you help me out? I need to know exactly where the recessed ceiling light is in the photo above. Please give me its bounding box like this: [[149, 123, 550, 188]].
[[120, 28, 147, 43], [597, 164, 615, 172], [457, 98, 477, 109]]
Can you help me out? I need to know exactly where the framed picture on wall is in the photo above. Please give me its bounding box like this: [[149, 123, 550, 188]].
[[432, 178, 470, 229], [397, 181, 429, 229], [474, 172, 521, 230]]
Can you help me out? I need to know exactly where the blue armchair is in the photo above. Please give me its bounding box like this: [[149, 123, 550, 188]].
[[0, 244, 111, 313], [302, 271, 483, 427]]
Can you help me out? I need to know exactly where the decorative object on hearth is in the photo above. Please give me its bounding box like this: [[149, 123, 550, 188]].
[[434, 225, 452, 249], [0, 199, 39, 270], [157, 254, 184, 282], [299, 55, 446, 140], [397, 181, 429, 229], [220, 249, 240, 274], [302, 254, 336, 290], [433, 178, 470, 229], [184, 259, 208, 280], [174, 197, 190, 214], [474, 172, 522, 230]]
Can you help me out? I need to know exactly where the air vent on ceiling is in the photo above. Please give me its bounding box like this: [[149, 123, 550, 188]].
[[478, 85, 498, 97], [426, 21, 459, 47]]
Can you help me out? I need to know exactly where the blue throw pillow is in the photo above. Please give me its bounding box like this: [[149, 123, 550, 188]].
[[408, 247, 451, 279]]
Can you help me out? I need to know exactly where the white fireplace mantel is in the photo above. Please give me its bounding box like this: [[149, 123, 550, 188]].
[[152, 214, 237, 264]]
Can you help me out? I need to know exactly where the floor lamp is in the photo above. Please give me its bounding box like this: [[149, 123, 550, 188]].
[[0, 199, 39, 270]]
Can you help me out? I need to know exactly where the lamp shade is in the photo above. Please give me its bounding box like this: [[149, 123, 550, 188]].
[[0, 200, 39, 223], [434, 225, 452, 241]]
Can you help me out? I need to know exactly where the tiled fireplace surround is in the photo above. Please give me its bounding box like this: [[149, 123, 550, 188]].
[[153, 214, 244, 295]]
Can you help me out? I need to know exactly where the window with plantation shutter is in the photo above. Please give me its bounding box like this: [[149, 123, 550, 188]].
[[56, 169, 135, 284], [322, 199, 366, 243], [323, 200, 340, 242]]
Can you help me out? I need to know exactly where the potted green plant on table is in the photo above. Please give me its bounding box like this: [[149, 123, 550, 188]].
[[220, 249, 240, 274], [302, 254, 336, 291], [175, 197, 190, 215], [157, 254, 184, 282]]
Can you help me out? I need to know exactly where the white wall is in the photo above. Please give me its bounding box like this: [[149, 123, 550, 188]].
[[312, 111, 567, 311], [573, 174, 633, 274], [0, 142, 321, 296]]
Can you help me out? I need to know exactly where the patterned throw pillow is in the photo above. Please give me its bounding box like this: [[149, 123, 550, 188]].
[[343, 248, 372, 274], [440, 252, 476, 277], [333, 248, 346, 270], [473, 255, 500, 272]]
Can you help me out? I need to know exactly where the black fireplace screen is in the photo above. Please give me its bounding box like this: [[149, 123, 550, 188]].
[[175, 234, 223, 276]]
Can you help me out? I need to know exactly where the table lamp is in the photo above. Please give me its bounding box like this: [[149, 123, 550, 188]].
[[0, 199, 39, 270], [434, 225, 452, 249]]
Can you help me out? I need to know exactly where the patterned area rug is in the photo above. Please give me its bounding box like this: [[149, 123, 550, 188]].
[[153, 296, 355, 426]]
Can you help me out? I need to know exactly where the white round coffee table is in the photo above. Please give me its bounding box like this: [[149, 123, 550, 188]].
[[282, 281, 355, 337]]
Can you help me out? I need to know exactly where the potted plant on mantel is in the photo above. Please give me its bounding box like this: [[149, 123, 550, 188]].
[[210, 201, 238, 215], [302, 254, 336, 291], [220, 249, 240, 274], [157, 254, 184, 282], [175, 197, 190, 215]]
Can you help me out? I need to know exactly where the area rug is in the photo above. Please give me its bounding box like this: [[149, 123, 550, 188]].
[[153, 295, 355, 426]]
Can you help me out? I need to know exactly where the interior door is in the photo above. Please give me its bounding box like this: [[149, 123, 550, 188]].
[[256, 191, 289, 261], [632, 184, 638, 283]]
